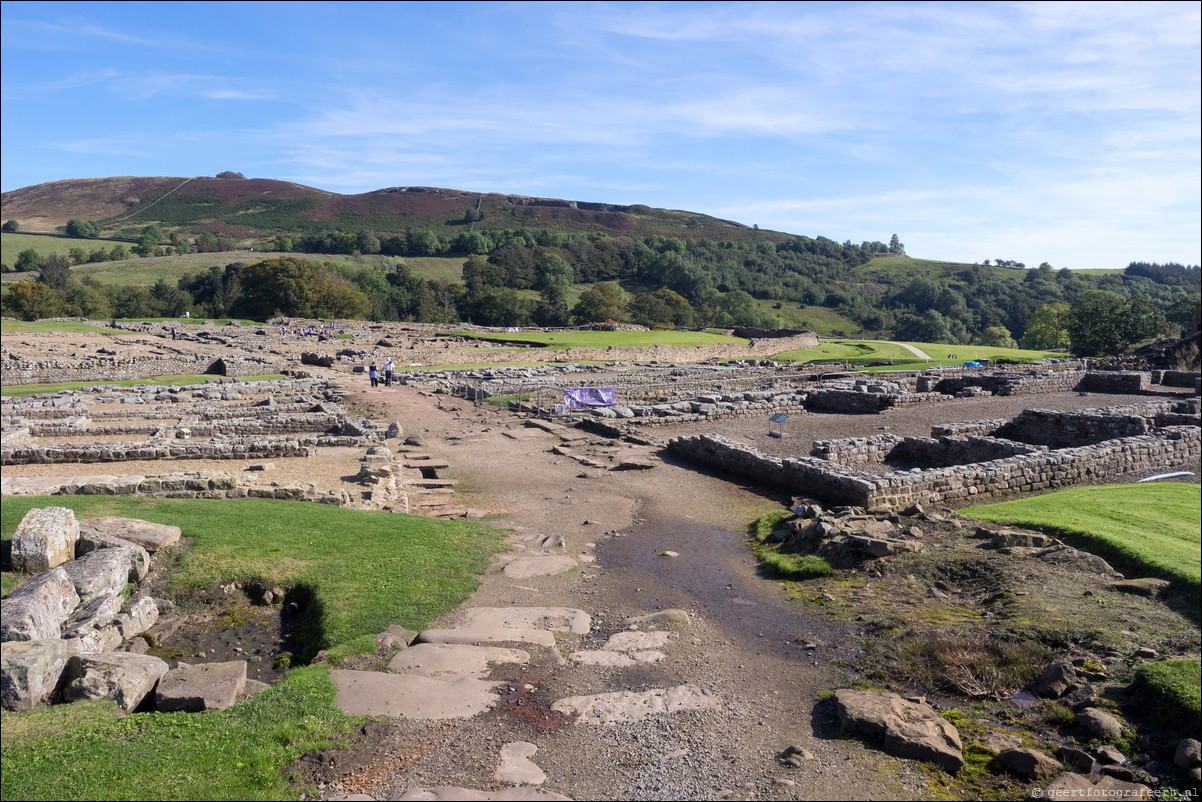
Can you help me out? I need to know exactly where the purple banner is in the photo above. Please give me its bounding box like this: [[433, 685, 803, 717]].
[[563, 387, 617, 409]]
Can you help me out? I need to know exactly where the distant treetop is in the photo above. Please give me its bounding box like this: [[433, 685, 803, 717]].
[[215, 171, 246, 179]]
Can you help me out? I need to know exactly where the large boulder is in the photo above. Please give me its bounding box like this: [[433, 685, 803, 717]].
[[1077, 707, 1124, 741], [155, 660, 247, 712], [0, 638, 83, 710], [0, 567, 81, 642], [62, 652, 170, 712], [1034, 660, 1079, 698], [834, 689, 964, 772], [11, 507, 79, 574], [79, 516, 177, 554], [60, 548, 131, 604], [1000, 747, 1061, 779]]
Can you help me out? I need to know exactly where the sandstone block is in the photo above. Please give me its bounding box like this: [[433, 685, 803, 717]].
[[114, 597, 160, 640], [155, 660, 247, 712], [0, 567, 81, 642], [1077, 707, 1123, 741], [60, 548, 131, 604], [1, 638, 83, 710], [11, 507, 79, 574], [78, 517, 180, 553], [1000, 747, 1061, 779], [61, 593, 122, 638], [62, 652, 170, 712]]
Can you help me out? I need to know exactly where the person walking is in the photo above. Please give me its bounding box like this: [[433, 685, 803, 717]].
[[368, 362, 379, 388], [383, 358, 395, 388]]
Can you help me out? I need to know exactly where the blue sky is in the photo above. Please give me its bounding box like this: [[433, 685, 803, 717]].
[[2, 1, 1199, 269]]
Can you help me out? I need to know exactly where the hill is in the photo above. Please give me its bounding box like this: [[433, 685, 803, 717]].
[[0, 175, 776, 245]]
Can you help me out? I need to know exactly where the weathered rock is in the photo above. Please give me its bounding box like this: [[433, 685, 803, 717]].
[[60, 548, 132, 604], [156, 660, 247, 712], [1095, 745, 1126, 764], [388, 644, 529, 680], [376, 625, 418, 650], [331, 670, 502, 720], [61, 593, 122, 637], [1174, 738, 1201, 770], [1110, 578, 1172, 597], [1077, 707, 1123, 741], [983, 733, 1023, 754], [1034, 545, 1115, 575], [78, 517, 180, 553], [834, 689, 964, 773], [386, 422, 403, 440], [11, 507, 79, 574], [75, 626, 123, 654], [62, 652, 170, 712], [1058, 745, 1097, 774], [114, 597, 160, 640], [0, 567, 81, 642], [601, 631, 672, 652], [992, 530, 1056, 548], [1000, 747, 1061, 779], [1034, 660, 1079, 698], [1, 637, 83, 710]]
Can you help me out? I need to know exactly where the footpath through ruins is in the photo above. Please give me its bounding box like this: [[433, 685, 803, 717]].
[[2, 319, 1200, 800]]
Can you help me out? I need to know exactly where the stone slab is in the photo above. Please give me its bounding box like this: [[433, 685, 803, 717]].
[[78, 518, 181, 553], [62, 652, 170, 712], [396, 789, 572, 801], [494, 741, 546, 786], [1, 638, 84, 710], [502, 556, 578, 579], [11, 507, 79, 574], [459, 607, 591, 636], [0, 567, 81, 642], [331, 670, 501, 720], [388, 644, 530, 680], [551, 684, 720, 725], [155, 660, 247, 712], [416, 628, 556, 648]]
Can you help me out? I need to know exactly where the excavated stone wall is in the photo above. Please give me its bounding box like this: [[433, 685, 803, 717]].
[[669, 420, 1201, 511]]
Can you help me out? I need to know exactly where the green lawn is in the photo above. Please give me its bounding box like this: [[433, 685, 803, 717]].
[[0, 319, 136, 336], [772, 338, 1061, 369], [447, 329, 750, 349], [0, 374, 285, 398], [0, 495, 507, 800], [964, 484, 1202, 599]]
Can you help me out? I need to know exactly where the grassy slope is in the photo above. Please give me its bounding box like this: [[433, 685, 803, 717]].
[[0, 496, 508, 799], [964, 484, 1202, 597]]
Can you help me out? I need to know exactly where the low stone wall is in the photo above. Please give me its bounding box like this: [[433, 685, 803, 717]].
[[0, 354, 286, 386], [810, 434, 901, 465], [934, 369, 1087, 397], [1159, 370, 1201, 388], [929, 419, 1008, 438], [1080, 371, 1149, 394], [669, 424, 1201, 511], [890, 435, 1046, 467], [2, 438, 318, 465], [997, 403, 1178, 448], [25, 413, 343, 438]]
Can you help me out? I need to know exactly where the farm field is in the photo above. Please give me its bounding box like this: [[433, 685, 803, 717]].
[[964, 483, 1202, 599], [1, 232, 119, 266], [752, 298, 865, 337]]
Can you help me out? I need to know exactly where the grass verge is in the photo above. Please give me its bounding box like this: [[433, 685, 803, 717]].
[[748, 509, 834, 579], [963, 484, 1201, 602], [1, 495, 509, 799], [0, 374, 286, 398], [772, 339, 1061, 370], [0, 665, 359, 801], [1130, 659, 1202, 740]]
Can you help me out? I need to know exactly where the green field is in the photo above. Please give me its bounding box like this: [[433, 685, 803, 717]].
[[964, 484, 1202, 599], [0, 319, 135, 336], [753, 299, 865, 337], [448, 328, 751, 349], [772, 338, 1062, 368], [0, 495, 507, 799], [1, 232, 118, 267]]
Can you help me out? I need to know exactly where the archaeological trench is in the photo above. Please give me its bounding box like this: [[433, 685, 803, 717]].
[[1, 318, 1200, 799]]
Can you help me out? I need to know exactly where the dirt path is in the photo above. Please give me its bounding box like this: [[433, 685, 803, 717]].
[[889, 342, 932, 360], [322, 384, 926, 801]]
